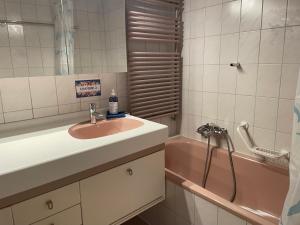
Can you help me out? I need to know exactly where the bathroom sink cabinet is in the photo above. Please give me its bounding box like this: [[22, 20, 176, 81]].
[[0, 150, 165, 225], [80, 151, 165, 225]]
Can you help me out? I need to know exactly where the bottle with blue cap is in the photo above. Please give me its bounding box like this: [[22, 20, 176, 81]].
[[109, 89, 118, 115]]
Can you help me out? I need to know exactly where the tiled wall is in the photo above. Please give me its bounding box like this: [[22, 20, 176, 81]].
[[141, 180, 252, 225], [181, 0, 300, 155], [0, 73, 128, 124], [0, 0, 126, 78], [0, 0, 55, 77], [74, 0, 127, 73]]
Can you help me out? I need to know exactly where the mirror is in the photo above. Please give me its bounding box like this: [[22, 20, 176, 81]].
[[0, 0, 127, 78]]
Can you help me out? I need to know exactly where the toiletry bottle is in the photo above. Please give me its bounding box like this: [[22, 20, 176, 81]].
[[109, 89, 118, 115]]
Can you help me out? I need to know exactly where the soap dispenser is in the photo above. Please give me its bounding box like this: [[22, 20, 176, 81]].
[[109, 89, 118, 115]]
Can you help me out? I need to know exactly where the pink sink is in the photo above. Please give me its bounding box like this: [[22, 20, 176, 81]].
[[68, 118, 144, 139]]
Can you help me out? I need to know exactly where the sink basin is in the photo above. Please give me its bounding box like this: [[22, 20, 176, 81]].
[[68, 118, 144, 139]]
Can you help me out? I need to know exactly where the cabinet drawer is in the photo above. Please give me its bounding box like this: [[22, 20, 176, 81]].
[[12, 183, 80, 225], [0, 207, 13, 225], [32, 205, 82, 225], [81, 150, 165, 225]]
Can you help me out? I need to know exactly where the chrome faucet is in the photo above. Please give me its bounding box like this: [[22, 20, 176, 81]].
[[89, 103, 105, 124]]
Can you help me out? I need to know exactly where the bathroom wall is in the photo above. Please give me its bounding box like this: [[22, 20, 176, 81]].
[[181, 0, 300, 155], [0, 0, 55, 77], [74, 0, 127, 74], [0, 0, 126, 78], [141, 180, 252, 225], [0, 73, 127, 124]]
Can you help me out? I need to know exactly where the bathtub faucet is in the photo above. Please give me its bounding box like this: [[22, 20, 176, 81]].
[[197, 123, 228, 138]]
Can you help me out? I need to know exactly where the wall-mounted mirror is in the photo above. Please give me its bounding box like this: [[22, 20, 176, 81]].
[[0, 0, 126, 78]]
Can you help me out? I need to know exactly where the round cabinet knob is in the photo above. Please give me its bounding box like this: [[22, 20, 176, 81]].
[[46, 200, 54, 210], [126, 168, 133, 176]]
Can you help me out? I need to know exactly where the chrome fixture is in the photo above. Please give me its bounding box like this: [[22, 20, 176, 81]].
[[89, 103, 105, 124], [197, 123, 237, 202], [230, 62, 241, 68]]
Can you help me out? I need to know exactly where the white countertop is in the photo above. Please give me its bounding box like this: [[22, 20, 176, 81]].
[[0, 115, 168, 199]]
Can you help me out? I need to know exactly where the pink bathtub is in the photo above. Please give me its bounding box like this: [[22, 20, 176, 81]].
[[165, 136, 289, 225]]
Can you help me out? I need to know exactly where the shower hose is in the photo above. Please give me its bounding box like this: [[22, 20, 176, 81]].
[[201, 130, 237, 202]]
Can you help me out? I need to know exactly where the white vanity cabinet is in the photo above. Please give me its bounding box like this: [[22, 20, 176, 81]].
[[0, 150, 165, 225], [0, 207, 14, 225], [80, 150, 165, 225]]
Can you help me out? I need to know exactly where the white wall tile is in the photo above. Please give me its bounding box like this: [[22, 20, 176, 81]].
[[190, 9, 205, 38], [24, 25, 40, 47], [219, 65, 237, 94], [218, 208, 247, 225], [189, 65, 203, 91], [163, 180, 177, 211], [4, 109, 33, 123], [183, 12, 191, 40], [205, 5, 222, 36], [190, 0, 205, 10], [280, 64, 300, 99], [21, 4, 37, 22], [29, 76, 57, 108], [254, 97, 278, 130], [183, 66, 190, 90], [204, 36, 220, 64], [202, 92, 218, 119], [236, 64, 258, 95], [6, 2, 21, 21], [256, 64, 282, 98], [27, 47, 43, 67], [0, 47, 12, 69], [240, 0, 263, 32], [0, 77, 32, 112], [203, 65, 219, 92], [275, 132, 292, 152], [33, 106, 58, 118], [206, 0, 222, 7], [218, 93, 235, 122], [277, 99, 294, 133], [221, 0, 241, 34], [175, 185, 195, 224], [220, 33, 239, 65], [11, 47, 28, 68], [188, 90, 203, 116], [283, 26, 300, 63], [253, 127, 276, 150], [195, 195, 218, 225], [238, 30, 260, 64], [8, 25, 25, 47], [259, 28, 285, 63], [0, 25, 9, 47], [262, 0, 287, 29], [190, 38, 204, 65], [56, 75, 80, 105], [188, 114, 203, 139], [182, 90, 189, 114], [58, 103, 81, 114], [287, 0, 300, 26], [235, 95, 255, 124]]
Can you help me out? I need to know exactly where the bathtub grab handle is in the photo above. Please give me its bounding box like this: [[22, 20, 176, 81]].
[[237, 121, 289, 160]]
